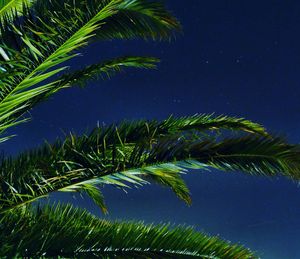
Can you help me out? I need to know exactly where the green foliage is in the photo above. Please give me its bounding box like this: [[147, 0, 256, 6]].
[[0, 204, 256, 258], [0, 0, 179, 142], [57, 56, 160, 88], [0, 0, 34, 22], [1, 114, 299, 216], [0, 0, 295, 257]]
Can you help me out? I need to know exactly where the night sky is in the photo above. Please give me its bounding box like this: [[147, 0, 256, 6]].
[[4, 1, 300, 258]]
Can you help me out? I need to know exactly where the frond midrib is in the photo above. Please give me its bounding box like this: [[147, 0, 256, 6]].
[[71, 247, 213, 258], [0, 144, 289, 214]]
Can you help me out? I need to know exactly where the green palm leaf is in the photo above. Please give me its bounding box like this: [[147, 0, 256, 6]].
[[0, 0, 122, 135], [92, 0, 181, 40], [56, 56, 159, 88], [0, 0, 34, 21], [18, 56, 160, 115], [0, 0, 179, 141], [0, 204, 256, 258], [0, 114, 298, 214]]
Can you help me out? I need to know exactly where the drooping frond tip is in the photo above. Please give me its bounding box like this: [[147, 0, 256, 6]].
[[58, 56, 160, 88]]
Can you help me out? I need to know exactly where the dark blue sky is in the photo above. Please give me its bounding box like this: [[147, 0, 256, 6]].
[[5, 1, 300, 258]]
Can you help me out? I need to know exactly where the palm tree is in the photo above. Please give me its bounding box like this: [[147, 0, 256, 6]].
[[0, 0, 299, 257]]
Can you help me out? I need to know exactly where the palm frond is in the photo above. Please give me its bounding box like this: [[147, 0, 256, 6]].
[[0, 0, 118, 138], [161, 113, 267, 135], [93, 0, 181, 40], [0, 204, 256, 258], [56, 56, 159, 88], [0, 115, 298, 214], [8, 56, 160, 122], [192, 136, 300, 177], [151, 135, 300, 177], [0, 0, 179, 140], [0, 0, 34, 21]]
